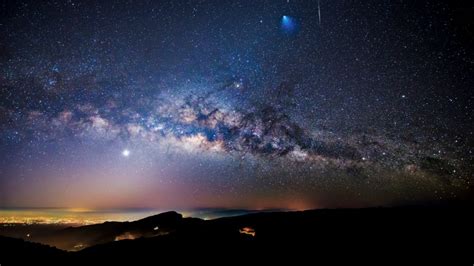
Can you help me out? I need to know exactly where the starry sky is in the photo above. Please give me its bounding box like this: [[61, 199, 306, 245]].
[[0, 0, 473, 210]]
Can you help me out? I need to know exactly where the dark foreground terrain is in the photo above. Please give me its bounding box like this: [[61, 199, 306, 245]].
[[1, 206, 473, 263]]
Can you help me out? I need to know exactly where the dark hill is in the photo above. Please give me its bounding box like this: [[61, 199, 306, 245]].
[[0, 206, 472, 262], [32, 211, 184, 250]]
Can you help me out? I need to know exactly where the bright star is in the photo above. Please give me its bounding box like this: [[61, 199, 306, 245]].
[[122, 149, 130, 157]]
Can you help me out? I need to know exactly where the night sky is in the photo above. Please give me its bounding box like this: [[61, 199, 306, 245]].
[[1, 0, 473, 210]]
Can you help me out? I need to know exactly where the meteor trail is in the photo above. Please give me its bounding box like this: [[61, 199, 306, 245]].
[[318, 0, 321, 26]]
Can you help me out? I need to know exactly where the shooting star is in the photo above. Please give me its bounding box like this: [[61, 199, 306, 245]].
[[318, 0, 321, 26]]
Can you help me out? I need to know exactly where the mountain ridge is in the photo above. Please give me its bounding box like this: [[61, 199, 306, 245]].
[[1, 206, 473, 261]]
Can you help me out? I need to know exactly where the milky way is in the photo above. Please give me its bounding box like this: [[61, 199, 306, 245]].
[[0, 0, 472, 209]]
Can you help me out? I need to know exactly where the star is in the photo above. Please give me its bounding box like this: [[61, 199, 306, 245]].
[[0, 0, 470, 210], [122, 149, 130, 157]]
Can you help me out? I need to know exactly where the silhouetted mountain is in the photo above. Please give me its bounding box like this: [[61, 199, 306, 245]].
[[0, 236, 67, 263], [1, 206, 473, 262], [30, 211, 184, 250]]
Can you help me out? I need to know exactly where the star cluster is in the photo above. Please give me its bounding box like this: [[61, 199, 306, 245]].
[[0, 0, 472, 209]]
